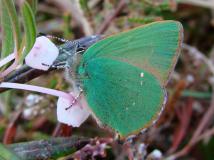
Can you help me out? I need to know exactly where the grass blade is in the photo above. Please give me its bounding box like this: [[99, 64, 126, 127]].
[[20, 1, 37, 62], [0, 143, 21, 160], [27, 0, 38, 15], [0, 0, 14, 59], [2, 0, 22, 52]]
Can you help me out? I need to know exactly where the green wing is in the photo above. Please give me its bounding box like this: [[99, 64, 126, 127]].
[[80, 21, 183, 85], [77, 21, 183, 137]]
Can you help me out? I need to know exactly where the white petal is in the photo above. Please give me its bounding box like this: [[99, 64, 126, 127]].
[[25, 36, 59, 71], [57, 95, 90, 127]]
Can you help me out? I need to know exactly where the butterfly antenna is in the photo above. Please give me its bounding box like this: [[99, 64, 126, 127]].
[[38, 32, 69, 43], [37, 32, 47, 37], [46, 35, 69, 43]]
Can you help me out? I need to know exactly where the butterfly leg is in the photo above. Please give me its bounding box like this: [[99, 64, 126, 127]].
[[51, 62, 70, 69], [65, 87, 83, 110]]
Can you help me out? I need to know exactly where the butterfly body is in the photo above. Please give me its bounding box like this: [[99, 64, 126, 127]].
[[76, 21, 183, 137]]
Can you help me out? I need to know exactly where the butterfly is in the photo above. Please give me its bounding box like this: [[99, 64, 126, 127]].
[[71, 20, 183, 137]]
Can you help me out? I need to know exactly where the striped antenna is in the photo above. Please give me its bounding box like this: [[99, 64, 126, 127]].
[[46, 35, 69, 43], [38, 33, 69, 43]]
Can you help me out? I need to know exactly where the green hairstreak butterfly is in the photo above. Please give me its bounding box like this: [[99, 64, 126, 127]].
[[76, 20, 183, 137]]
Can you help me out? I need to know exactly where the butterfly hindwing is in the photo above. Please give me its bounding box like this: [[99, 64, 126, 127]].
[[81, 58, 164, 136]]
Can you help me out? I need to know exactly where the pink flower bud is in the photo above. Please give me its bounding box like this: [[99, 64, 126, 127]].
[[25, 36, 59, 70], [57, 93, 90, 127]]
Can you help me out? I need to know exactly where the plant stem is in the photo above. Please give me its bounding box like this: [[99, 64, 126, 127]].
[[0, 82, 74, 100]]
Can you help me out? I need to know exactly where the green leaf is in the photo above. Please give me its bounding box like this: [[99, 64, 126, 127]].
[[0, 0, 14, 58], [181, 90, 212, 99], [20, 1, 37, 62], [199, 137, 214, 160], [0, 143, 21, 160], [2, 0, 22, 52], [0, 90, 13, 116], [27, 0, 38, 14], [79, 0, 90, 12]]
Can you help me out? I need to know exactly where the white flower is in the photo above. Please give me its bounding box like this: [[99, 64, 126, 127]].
[[25, 36, 59, 70], [57, 93, 90, 127]]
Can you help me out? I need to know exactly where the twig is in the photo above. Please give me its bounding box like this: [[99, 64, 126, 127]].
[[189, 86, 214, 141], [71, 0, 93, 36], [96, 0, 127, 34], [179, 0, 214, 9], [8, 136, 90, 160], [72, 137, 113, 160], [50, 0, 93, 36], [52, 123, 63, 137], [157, 80, 187, 126], [3, 110, 23, 144], [196, 127, 214, 143], [52, 123, 72, 137], [168, 98, 193, 154], [183, 44, 214, 74], [167, 44, 214, 159]]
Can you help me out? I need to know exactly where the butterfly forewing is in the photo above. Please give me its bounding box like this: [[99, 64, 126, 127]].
[[81, 21, 183, 86]]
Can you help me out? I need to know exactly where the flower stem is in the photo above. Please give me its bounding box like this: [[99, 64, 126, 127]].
[[0, 53, 15, 68], [0, 82, 74, 100]]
